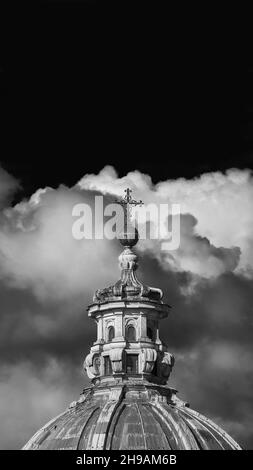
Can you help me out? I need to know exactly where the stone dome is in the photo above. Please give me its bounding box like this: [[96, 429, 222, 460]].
[[22, 189, 242, 451], [23, 383, 241, 450]]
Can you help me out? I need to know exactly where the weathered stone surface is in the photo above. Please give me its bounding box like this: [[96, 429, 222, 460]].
[[23, 384, 241, 450]]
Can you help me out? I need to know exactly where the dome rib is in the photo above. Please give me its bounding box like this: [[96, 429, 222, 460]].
[[78, 407, 101, 450], [87, 399, 122, 450], [151, 402, 199, 450], [138, 403, 172, 450], [22, 389, 242, 450], [22, 409, 68, 450], [136, 403, 148, 449], [143, 404, 176, 449], [105, 402, 126, 450], [178, 412, 224, 450], [180, 407, 242, 450], [110, 403, 146, 450]]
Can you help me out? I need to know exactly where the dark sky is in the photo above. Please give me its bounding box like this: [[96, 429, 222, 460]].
[[0, 1, 253, 201], [0, 1, 253, 451]]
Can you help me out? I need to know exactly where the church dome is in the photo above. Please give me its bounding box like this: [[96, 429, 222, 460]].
[[23, 384, 240, 450], [23, 189, 242, 451]]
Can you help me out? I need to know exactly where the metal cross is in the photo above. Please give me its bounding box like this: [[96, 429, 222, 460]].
[[115, 188, 143, 212], [115, 188, 144, 230]]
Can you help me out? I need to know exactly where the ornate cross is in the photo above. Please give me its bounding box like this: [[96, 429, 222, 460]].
[[115, 188, 143, 213], [115, 188, 144, 231]]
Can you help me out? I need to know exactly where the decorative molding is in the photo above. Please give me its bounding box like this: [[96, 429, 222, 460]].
[[160, 352, 175, 380], [140, 348, 157, 373], [84, 352, 101, 379]]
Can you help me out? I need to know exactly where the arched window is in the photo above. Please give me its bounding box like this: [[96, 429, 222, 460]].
[[104, 356, 112, 375], [147, 327, 153, 340], [126, 325, 136, 341], [126, 354, 138, 374], [152, 360, 158, 376], [108, 326, 115, 342], [93, 355, 101, 375]]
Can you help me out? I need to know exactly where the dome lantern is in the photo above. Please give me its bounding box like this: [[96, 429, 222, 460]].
[[23, 189, 242, 451]]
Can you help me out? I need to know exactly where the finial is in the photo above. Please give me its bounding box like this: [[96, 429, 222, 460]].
[[124, 188, 132, 203], [115, 188, 144, 248]]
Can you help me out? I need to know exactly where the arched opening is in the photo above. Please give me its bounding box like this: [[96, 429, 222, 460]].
[[104, 356, 112, 375], [147, 327, 153, 340], [93, 355, 100, 375], [152, 360, 158, 376], [108, 326, 115, 342], [126, 325, 136, 341], [126, 354, 138, 374]]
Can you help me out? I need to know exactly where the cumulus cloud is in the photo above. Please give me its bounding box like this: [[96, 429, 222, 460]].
[[0, 165, 252, 449], [137, 214, 241, 287], [0, 186, 119, 301], [78, 166, 253, 278], [0, 165, 251, 300]]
